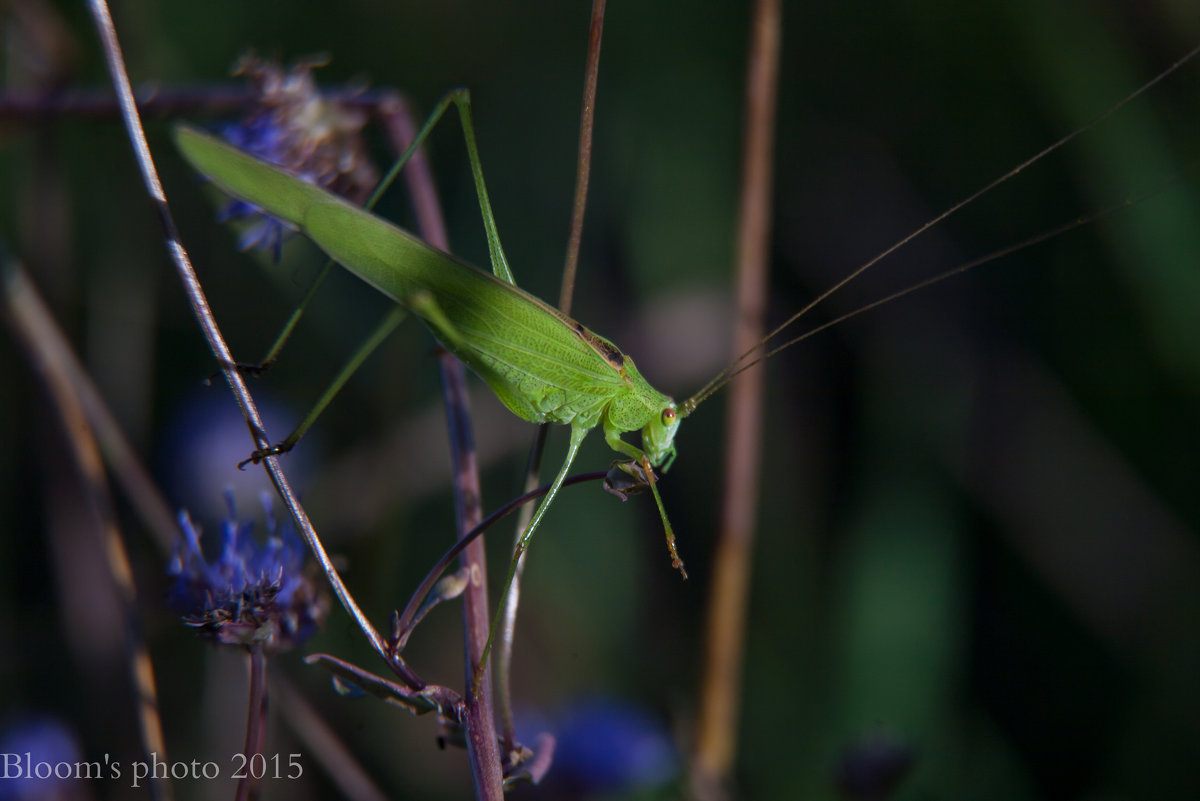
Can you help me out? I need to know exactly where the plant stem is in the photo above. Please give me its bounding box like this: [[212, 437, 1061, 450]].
[[691, 0, 781, 795], [1, 252, 174, 801], [234, 647, 268, 801], [497, 0, 608, 750], [382, 99, 504, 800]]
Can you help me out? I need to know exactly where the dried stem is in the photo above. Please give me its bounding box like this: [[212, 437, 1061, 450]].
[[691, 0, 781, 795], [557, 0, 606, 315], [234, 647, 269, 801], [0, 84, 417, 122], [1, 253, 174, 801], [440, 359, 503, 797], [2, 239, 398, 801], [0, 85, 259, 120], [0, 248, 177, 551], [380, 99, 504, 799], [497, 0, 608, 748], [395, 470, 608, 649], [84, 0, 410, 686]]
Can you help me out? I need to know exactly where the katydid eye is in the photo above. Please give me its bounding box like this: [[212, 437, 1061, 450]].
[[662, 408, 676, 424]]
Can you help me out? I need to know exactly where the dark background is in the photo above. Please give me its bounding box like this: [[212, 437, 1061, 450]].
[[2, 1, 1200, 798]]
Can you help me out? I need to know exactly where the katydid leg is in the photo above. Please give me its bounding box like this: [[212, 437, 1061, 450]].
[[476, 425, 589, 688], [240, 259, 337, 376], [245, 304, 408, 462], [411, 89, 516, 285], [367, 87, 517, 284], [240, 90, 460, 379], [496, 423, 550, 745], [246, 88, 515, 460], [638, 454, 686, 577], [602, 425, 686, 576]]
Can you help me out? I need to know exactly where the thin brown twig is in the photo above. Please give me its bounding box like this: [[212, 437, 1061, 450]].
[[234, 647, 268, 801], [557, 0, 606, 315], [84, 0, 412, 686], [0, 242, 177, 551], [381, 100, 504, 799], [394, 469, 608, 650], [0, 84, 411, 122], [1, 237, 409, 800], [496, 0, 608, 750], [691, 0, 781, 796], [0, 85, 258, 120], [1, 254, 174, 801]]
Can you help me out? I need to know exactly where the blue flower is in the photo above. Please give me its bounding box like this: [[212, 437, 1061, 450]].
[[215, 54, 379, 258], [168, 493, 326, 652], [529, 697, 679, 794], [157, 389, 317, 524], [0, 716, 83, 801]]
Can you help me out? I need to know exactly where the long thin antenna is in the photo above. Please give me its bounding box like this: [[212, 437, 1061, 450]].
[[680, 40, 1200, 417], [687, 172, 1187, 408]]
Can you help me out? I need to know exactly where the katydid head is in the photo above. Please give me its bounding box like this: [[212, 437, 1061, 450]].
[[642, 403, 680, 470]]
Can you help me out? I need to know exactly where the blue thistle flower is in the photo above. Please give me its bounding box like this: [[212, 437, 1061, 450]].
[[216, 54, 379, 258], [168, 493, 327, 652]]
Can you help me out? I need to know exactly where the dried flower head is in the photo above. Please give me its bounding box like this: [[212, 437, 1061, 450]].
[[218, 54, 379, 256], [168, 493, 327, 652]]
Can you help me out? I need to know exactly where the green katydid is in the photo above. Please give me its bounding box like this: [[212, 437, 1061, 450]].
[[175, 93, 692, 649], [173, 40, 1199, 671]]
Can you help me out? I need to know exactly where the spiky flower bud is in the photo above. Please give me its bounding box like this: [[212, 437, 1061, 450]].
[[168, 494, 327, 652]]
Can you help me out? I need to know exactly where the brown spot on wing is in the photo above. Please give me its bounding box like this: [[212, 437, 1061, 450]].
[[571, 321, 627, 373], [596, 339, 625, 368]]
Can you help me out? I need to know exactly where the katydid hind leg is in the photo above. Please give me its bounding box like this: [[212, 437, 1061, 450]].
[[389, 88, 518, 285], [239, 260, 338, 378], [440, 89, 517, 286]]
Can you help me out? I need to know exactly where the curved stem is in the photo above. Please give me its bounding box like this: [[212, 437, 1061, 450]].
[[87, 0, 405, 687], [394, 470, 607, 651]]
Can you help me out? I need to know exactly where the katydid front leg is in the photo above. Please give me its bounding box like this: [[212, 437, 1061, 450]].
[[476, 417, 685, 685], [603, 425, 686, 578]]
